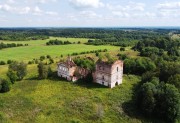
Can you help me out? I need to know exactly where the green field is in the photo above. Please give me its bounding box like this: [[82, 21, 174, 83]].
[[0, 37, 146, 123], [0, 64, 143, 123], [0, 37, 121, 62]]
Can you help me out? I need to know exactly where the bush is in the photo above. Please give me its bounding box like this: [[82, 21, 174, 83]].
[[40, 56, 46, 61], [0, 61, 6, 65], [38, 62, 51, 79], [47, 55, 51, 59], [7, 61, 27, 82], [0, 78, 10, 93], [7, 60, 13, 64], [7, 70, 18, 84], [120, 47, 125, 51]]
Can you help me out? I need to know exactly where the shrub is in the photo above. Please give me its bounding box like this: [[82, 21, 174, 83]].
[[47, 55, 51, 59], [0, 78, 10, 93], [120, 47, 125, 51], [7, 60, 13, 64], [7, 61, 27, 82], [40, 56, 46, 61], [0, 61, 6, 65], [37, 62, 50, 79]]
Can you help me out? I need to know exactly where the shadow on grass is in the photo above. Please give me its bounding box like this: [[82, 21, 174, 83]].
[[74, 80, 108, 89], [121, 78, 165, 123], [26, 71, 108, 89], [121, 81, 142, 119]]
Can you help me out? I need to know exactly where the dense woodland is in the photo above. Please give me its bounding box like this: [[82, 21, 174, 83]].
[[0, 28, 179, 122]]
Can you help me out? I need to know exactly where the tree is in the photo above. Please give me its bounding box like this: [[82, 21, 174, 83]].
[[0, 78, 10, 93], [120, 47, 125, 51], [168, 74, 180, 91], [137, 82, 156, 116], [37, 62, 49, 79], [141, 71, 155, 83], [7, 70, 18, 84], [159, 62, 180, 82], [40, 56, 46, 61], [7, 61, 27, 82], [137, 80, 180, 122]]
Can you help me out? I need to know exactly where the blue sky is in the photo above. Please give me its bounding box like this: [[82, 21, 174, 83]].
[[0, 0, 180, 27]]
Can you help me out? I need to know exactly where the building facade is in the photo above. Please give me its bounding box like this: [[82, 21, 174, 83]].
[[57, 57, 89, 82], [93, 60, 123, 88]]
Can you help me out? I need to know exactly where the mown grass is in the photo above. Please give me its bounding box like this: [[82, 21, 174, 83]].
[[0, 44, 119, 62], [0, 64, 143, 123], [0, 37, 89, 46]]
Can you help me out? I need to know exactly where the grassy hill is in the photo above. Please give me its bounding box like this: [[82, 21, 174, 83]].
[[0, 72, 142, 123], [0, 37, 120, 62], [0, 37, 147, 123]]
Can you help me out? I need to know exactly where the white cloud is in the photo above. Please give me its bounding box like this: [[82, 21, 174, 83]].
[[0, 4, 13, 12], [107, 2, 145, 12], [69, 0, 104, 9], [37, 0, 57, 4], [7, 0, 15, 4], [157, 2, 180, 18], [157, 2, 180, 10], [19, 7, 31, 14], [107, 2, 146, 18], [45, 11, 58, 16], [79, 11, 101, 18], [0, 4, 58, 16]]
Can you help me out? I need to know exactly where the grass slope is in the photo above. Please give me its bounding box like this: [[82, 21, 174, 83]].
[[0, 36, 120, 62], [0, 73, 142, 123]]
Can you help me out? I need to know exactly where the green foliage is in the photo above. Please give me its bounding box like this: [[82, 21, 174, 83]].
[[120, 47, 125, 51], [0, 61, 6, 65], [168, 74, 180, 91], [167, 47, 180, 56], [105, 53, 116, 64], [141, 71, 156, 83], [37, 62, 51, 79], [137, 80, 180, 122], [0, 78, 10, 93], [117, 53, 128, 60], [124, 58, 156, 75], [40, 56, 46, 61], [159, 62, 180, 82], [140, 47, 163, 57], [7, 61, 27, 82], [74, 57, 95, 71], [7, 70, 18, 84], [46, 39, 72, 45], [0, 42, 24, 50]]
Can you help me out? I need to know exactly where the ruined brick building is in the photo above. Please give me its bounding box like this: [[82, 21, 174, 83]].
[[57, 57, 123, 88], [57, 57, 89, 82], [93, 60, 123, 88]]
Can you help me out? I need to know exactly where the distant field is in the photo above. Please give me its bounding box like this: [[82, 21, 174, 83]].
[[172, 34, 180, 40], [0, 62, 143, 123], [0, 37, 120, 62], [0, 37, 89, 45]]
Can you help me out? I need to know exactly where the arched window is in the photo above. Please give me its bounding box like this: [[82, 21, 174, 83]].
[[102, 76, 104, 80]]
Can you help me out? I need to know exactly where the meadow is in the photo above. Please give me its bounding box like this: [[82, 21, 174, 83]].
[[0, 37, 145, 123], [0, 63, 143, 123], [0, 37, 121, 62]]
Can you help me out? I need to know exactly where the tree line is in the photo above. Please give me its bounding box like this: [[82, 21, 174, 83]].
[[0, 42, 28, 50], [46, 40, 72, 45]]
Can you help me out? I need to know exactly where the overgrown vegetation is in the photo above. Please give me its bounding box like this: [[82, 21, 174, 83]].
[[0, 42, 27, 50], [0, 28, 179, 123], [46, 39, 72, 45]]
